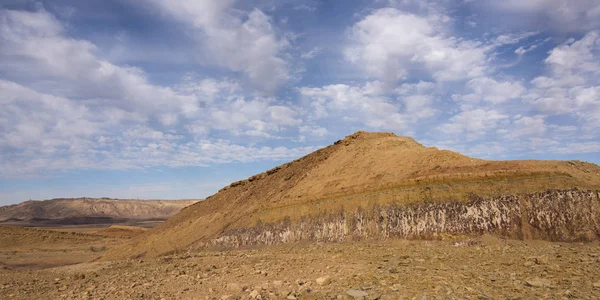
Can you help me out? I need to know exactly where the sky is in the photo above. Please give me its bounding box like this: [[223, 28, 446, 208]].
[[1, 0, 599, 205]]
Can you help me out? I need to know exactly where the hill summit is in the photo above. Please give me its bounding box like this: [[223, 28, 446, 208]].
[[103, 131, 600, 260]]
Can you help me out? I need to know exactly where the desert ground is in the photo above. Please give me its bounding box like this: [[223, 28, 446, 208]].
[[1, 227, 600, 299], [0, 224, 150, 271]]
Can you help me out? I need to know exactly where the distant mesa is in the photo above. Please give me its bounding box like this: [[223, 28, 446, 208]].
[[0, 198, 199, 226]]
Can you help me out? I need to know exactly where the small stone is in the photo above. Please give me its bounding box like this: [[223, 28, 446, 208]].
[[249, 290, 260, 298], [535, 257, 549, 264], [527, 256, 549, 265], [286, 295, 297, 300], [316, 276, 331, 286], [525, 278, 552, 288], [346, 289, 368, 298], [71, 274, 85, 280], [272, 280, 284, 287], [226, 283, 242, 292]]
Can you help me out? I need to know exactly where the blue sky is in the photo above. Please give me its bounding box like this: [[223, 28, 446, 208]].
[[1, 0, 599, 204]]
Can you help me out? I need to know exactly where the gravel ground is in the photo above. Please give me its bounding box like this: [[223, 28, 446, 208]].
[[1, 236, 600, 299]]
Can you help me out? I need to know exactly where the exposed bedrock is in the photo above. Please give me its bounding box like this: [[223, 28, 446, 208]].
[[208, 189, 600, 248]]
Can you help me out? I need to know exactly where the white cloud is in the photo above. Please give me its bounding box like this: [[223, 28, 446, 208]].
[[300, 82, 407, 131], [0, 80, 315, 178], [1, 2, 599, 183], [0, 80, 105, 153], [0, 7, 313, 178], [299, 125, 328, 137], [300, 47, 321, 59], [549, 142, 600, 154], [455, 77, 525, 104], [439, 108, 509, 139], [149, 0, 290, 93], [508, 115, 547, 138], [345, 8, 488, 84], [527, 31, 600, 128], [0, 8, 200, 126], [494, 32, 538, 46]]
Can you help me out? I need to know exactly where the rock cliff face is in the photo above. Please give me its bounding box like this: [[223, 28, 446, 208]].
[[207, 189, 599, 248]]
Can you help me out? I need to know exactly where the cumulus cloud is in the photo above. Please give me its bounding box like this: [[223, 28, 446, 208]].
[[149, 0, 290, 93], [1, 1, 599, 184], [439, 109, 509, 140], [299, 80, 439, 132], [345, 8, 489, 84], [300, 82, 407, 131], [527, 31, 600, 128], [0, 8, 200, 125], [0, 78, 317, 178], [0, 7, 311, 178], [454, 77, 525, 104]]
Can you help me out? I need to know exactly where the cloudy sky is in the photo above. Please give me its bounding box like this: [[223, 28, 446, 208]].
[[1, 0, 599, 204]]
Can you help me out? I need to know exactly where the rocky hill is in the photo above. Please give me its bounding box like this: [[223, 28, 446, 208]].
[[103, 131, 600, 260], [0, 198, 198, 225]]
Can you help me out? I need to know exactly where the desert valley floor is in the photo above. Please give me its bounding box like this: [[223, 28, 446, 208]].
[[1, 227, 600, 300]]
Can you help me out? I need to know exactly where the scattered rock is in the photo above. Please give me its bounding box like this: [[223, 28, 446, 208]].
[[272, 280, 284, 287], [316, 276, 331, 286], [346, 289, 368, 298], [226, 283, 242, 292], [525, 278, 552, 288], [528, 256, 549, 265]]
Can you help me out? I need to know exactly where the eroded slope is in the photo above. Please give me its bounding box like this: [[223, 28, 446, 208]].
[[103, 131, 600, 260]]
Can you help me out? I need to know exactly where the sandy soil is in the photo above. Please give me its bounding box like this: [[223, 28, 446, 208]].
[[0, 225, 150, 271], [1, 236, 599, 299]]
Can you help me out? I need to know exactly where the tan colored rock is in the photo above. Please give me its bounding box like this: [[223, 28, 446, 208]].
[[226, 283, 242, 292], [316, 276, 331, 286], [525, 278, 552, 288]]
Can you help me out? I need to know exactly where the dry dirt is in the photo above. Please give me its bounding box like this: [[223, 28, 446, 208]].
[[0, 224, 152, 271], [1, 236, 600, 299]]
